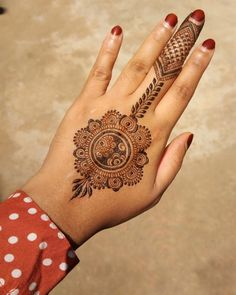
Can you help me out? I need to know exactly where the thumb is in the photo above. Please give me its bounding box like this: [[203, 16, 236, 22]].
[[154, 132, 194, 196]]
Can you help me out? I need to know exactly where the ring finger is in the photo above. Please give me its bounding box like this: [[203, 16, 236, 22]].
[[154, 39, 216, 133]]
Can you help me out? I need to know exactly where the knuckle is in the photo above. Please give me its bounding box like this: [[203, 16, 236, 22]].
[[152, 24, 171, 43], [190, 50, 206, 68], [129, 59, 149, 74], [92, 66, 111, 81], [152, 125, 169, 142], [105, 47, 117, 57], [172, 83, 192, 100]]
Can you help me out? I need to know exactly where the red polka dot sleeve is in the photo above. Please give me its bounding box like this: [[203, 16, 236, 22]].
[[0, 190, 80, 294]]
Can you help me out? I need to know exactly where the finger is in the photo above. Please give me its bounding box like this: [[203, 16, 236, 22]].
[[82, 25, 123, 98], [109, 14, 178, 97], [153, 132, 193, 199], [130, 9, 205, 113], [154, 39, 215, 133]]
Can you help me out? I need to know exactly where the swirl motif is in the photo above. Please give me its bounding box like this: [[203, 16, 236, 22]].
[[72, 110, 151, 197]]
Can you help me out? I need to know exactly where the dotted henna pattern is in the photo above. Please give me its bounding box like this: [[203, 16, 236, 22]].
[[71, 12, 204, 198]]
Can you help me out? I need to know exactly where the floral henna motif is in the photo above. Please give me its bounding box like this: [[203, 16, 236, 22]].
[[72, 111, 151, 198], [72, 13, 204, 198]]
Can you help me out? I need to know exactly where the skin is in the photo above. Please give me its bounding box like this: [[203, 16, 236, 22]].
[[21, 11, 215, 250]]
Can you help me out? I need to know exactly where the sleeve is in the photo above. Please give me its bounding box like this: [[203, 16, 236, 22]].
[[0, 190, 80, 295]]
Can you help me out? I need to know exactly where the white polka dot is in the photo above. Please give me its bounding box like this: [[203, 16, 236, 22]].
[[29, 282, 37, 291], [33, 291, 40, 295], [41, 214, 49, 221], [42, 258, 52, 266], [39, 241, 48, 250], [24, 197, 32, 203], [4, 254, 15, 263], [12, 193, 21, 198], [0, 278, 5, 287], [59, 262, 68, 271], [49, 222, 57, 229], [57, 232, 65, 239], [0, 225, 2, 231], [27, 233, 37, 241], [9, 289, 19, 295], [11, 269, 22, 278], [68, 250, 75, 258], [9, 213, 19, 220], [28, 208, 37, 215], [8, 236, 18, 244]]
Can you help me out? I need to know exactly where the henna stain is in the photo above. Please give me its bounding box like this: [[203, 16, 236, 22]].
[[71, 13, 204, 198], [154, 15, 203, 81], [72, 111, 151, 198]]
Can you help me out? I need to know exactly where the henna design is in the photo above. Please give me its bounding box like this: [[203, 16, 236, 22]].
[[154, 15, 203, 81], [72, 14, 204, 198], [131, 78, 164, 118], [72, 110, 151, 198]]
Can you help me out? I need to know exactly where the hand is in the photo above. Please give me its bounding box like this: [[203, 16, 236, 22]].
[[22, 10, 215, 249]]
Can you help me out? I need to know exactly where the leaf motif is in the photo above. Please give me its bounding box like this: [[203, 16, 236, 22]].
[[130, 77, 164, 118], [81, 185, 87, 198], [87, 185, 92, 197], [131, 105, 135, 114], [136, 113, 142, 118]]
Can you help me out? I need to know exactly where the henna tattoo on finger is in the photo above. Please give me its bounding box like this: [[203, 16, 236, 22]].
[[154, 12, 204, 81], [71, 12, 204, 199]]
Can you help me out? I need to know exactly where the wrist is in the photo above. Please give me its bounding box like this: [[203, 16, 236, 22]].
[[21, 172, 81, 249]]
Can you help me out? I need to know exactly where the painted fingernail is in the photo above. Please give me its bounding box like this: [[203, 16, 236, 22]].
[[165, 13, 178, 28], [0, 7, 7, 15], [202, 38, 215, 50], [186, 134, 194, 149], [111, 25, 122, 36], [191, 9, 205, 22]]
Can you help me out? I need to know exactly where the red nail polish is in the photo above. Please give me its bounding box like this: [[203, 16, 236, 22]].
[[202, 39, 215, 50], [187, 134, 194, 149], [111, 25, 122, 36], [165, 13, 178, 27], [0, 6, 7, 14], [191, 9, 205, 22]]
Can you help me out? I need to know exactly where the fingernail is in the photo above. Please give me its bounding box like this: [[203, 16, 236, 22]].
[[202, 38, 215, 50], [191, 9, 205, 22], [164, 13, 178, 28], [186, 134, 194, 150], [0, 7, 7, 15], [111, 25, 122, 36]]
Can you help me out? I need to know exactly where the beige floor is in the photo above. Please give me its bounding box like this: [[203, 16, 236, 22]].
[[1, 0, 236, 294]]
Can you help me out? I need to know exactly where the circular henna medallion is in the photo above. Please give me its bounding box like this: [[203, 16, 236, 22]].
[[90, 130, 132, 171], [72, 110, 151, 197]]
